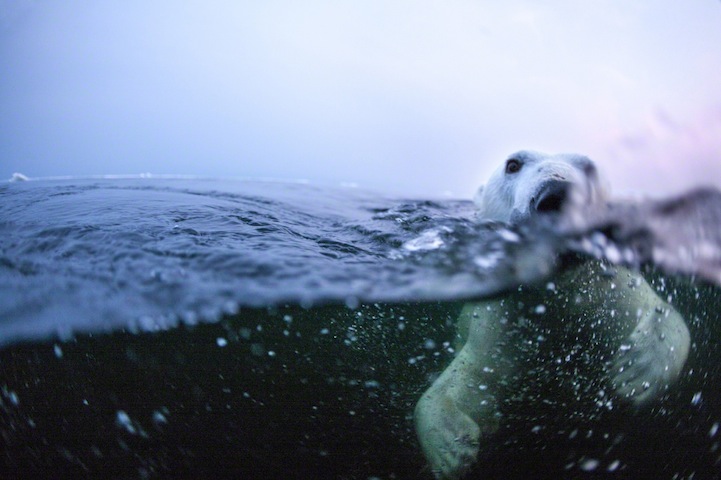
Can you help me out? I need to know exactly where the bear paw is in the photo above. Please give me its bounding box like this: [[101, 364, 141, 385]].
[[415, 394, 490, 479], [611, 308, 690, 406], [422, 408, 480, 479]]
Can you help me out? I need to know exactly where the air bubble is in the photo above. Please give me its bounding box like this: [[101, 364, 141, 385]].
[[5, 390, 19, 406], [579, 458, 600, 472], [152, 411, 168, 425], [115, 410, 136, 434]]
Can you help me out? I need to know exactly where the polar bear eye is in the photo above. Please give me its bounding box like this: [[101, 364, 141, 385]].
[[505, 159, 522, 174], [582, 161, 597, 177]]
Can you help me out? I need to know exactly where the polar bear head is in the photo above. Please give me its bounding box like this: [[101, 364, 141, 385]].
[[474, 150, 608, 224]]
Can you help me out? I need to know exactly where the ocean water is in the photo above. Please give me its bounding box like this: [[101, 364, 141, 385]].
[[1, 177, 721, 479]]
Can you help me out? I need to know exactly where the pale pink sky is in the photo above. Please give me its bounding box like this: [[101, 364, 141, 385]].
[[1, 1, 720, 197]]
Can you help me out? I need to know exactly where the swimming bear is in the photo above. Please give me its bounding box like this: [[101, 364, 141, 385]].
[[414, 151, 691, 479]]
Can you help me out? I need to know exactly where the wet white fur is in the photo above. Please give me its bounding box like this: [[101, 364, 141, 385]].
[[415, 151, 689, 480], [474, 150, 608, 223]]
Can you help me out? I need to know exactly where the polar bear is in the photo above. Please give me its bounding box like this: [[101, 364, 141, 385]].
[[414, 151, 691, 479]]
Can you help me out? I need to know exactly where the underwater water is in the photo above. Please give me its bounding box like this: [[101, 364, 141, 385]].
[[1, 177, 721, 479]]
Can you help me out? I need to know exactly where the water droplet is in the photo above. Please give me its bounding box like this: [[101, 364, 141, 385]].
[[115, 410, 136, 434], [580, 458, 599, 472], [6, 390, 19, 406], [152, 411, 168, 425]]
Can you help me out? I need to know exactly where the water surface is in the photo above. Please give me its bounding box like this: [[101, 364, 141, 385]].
[[1, 177, 720, 479]]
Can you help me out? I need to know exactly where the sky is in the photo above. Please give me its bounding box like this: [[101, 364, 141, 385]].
[[1, 1, 720, 198]]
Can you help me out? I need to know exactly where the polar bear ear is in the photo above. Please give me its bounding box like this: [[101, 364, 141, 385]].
[[473, 185, 485, 209]]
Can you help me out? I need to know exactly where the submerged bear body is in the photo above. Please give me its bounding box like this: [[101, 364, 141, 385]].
[[414, 151, 691, 479]]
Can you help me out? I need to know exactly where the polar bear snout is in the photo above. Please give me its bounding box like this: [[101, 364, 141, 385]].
[[532, 180, 572, 215]]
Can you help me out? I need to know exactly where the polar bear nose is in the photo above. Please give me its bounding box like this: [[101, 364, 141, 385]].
[[533, 180, 571, 214]]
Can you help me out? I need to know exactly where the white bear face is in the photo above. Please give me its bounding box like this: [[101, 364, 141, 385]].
[[474, 150, 608, 224]]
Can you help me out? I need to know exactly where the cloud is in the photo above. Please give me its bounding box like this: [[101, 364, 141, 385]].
[[602, 106, 721, 196]]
